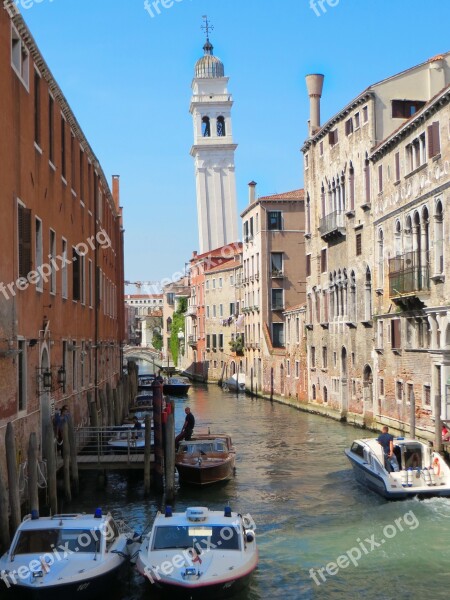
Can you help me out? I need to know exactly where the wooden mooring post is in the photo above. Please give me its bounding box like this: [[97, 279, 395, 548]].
[[27, 432, 39, 516], [44, 420, 58, 515], [152, 381, 164, 492], [68, 415, 79, 496], [6, 422, 21, 531], [164, 399, 175, 502], [0, 465, 10, 551], [144, 414, 152, 495], [62, 421, 71, 502]]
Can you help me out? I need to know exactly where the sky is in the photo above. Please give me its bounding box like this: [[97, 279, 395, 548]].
[[20, 0, 450, 293]]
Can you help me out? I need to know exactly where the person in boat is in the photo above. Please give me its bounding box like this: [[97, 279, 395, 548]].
[[377, 426, 399, 472], [175, 407, 195, 451], [133, 416, 142, 430]]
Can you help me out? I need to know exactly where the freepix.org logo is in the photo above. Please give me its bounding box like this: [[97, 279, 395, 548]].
[[144, 0, 185, 19], [310, 0, 340, 17]]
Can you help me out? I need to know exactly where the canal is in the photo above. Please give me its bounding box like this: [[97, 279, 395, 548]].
[[61, 375, 450, 599]]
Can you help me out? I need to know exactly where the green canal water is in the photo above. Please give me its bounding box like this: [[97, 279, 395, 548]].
[[61, 375, 450, 600]]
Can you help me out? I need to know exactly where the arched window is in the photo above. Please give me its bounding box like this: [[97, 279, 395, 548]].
[[349, 270, 356, 322], [314, 288, 321, 323], [394, 220, 402, 256], [320, 184, 325, 218], [421, 206, 430, 289], [377, 228, 384, 289], [434, 200, 444, 275], [342, 269, 348, 317], [348, 162, 355, 211], [312, 384, 316, 400], [323, 386, 328, 403], [364, 267, 372, 322], [329, 273, 335, 318], [306, 193, 311, 235], [216, 116, 226, 136], [202, 116, 211, 137]]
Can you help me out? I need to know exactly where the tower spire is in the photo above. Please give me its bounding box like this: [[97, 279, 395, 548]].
[[201, 15, 214, 55]]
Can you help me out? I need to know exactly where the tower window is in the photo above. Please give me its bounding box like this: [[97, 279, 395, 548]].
[[202, 116, 211, 137], [217, 116, 226, 136]]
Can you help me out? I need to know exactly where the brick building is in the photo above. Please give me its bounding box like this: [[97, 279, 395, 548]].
[[0, 2, 125, 472]]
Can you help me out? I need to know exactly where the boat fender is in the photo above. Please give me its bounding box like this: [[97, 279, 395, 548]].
[[433, 457, 441, 477], [422, 467, 432, 486], [407, 468, 413, 487], [246, 530, 255, 543], [400, 470, 408, 487]]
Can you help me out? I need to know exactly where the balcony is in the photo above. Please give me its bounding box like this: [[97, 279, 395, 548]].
[[319, 210, 346, 241], [389, 252, 430, 306], [271, 269, 285, 279], [187, 335, 197, 347]]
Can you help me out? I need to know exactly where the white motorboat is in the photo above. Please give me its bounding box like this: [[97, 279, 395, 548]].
[[107, 425, 151, 452], [345, 436, 450, 499], [136, 506, 258, 598], [0, 510, 138, 599], [222, 373, 245, 393]]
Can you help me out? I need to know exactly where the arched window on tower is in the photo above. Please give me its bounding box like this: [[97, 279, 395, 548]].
[[202, 116, 211, 137], [217, 116, 226, 136], [434, 200, 444, 276]]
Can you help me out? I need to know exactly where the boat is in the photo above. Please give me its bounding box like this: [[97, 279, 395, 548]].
[[175, 433, 236, 486], [134, 391, 153, 407], [222, 373, 245, 393], [0, 509, 139, 599], [107, 424, 151, 452], [136, 506, 258, 598], [163, 377, 191, 396], [345, 436, 450, 499], [138, 374, 155, 390]]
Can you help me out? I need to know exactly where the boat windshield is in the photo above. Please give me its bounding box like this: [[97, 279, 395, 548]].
[[179, 441, 227, 454], [12, 528, 102, 555], [152, 525, 240, 551]]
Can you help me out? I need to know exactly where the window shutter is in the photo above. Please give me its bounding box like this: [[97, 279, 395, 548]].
[[364, 164, 371, 204], [427, 121, 440, 158], [391, 319, 401, 349], [18, 206, 32, 277], [395, 152, 400, 181]]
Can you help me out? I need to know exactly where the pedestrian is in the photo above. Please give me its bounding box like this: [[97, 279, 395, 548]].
[[377, 425, 399, 472], [175, 407, 195, 450], [53, 405, 69, 456]]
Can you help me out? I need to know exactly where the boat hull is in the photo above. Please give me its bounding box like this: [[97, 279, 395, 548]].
[[175, 455, 235, 486], [163, 384, 190, 396], [345, 450, 450, 499]]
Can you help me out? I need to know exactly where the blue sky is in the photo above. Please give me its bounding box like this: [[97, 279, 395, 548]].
[[21, 0, 450, 291]]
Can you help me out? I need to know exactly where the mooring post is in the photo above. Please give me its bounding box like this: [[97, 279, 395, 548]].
[[88, 393, 99, 428], [113, 387, 120, 426], [62, 421, 71, 502], [409, 388, 416, 439], [45, 420, 58, 515], [99, 389, 107, 427], [152, 381, 164, 492], [435, 392, 442, 453], [28, 432, 39, 517], [144, 413, 152, 495], [6, 423, 21, 531], [0, 465, 11, 551], [164, 400, 175, 502], [68, 414, 79, 496]]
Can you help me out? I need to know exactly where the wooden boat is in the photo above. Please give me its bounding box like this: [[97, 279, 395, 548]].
[[175, 433, 235, 486], [163, 377, 191, 396], [136, 506, 258, 598], [345, 436, 450, 499], [0, 510, 138, 599]]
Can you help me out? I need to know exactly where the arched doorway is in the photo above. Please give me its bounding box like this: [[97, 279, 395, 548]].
[[363, 364, 373, 416], [230, 361, 236, 375]]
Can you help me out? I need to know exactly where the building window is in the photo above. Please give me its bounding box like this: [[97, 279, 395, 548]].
[[219, 304, 223, 317], [356, 233, 362, 256], [311, 346, 316, 368], [61, 116, 66, 180], [272, 289, 284, 310], [328, 129, 338, 146], [354, 112, 360, 129], [428, 121, 441, 158], [295, 360, 300, 379], [48, 95, 54, 164], [61, 239, 68, 299], [406, 133, 426, 172], [424, 385, 431, 406], [391, 319, 401, 350], [321, 248, 327, 273], [49, 230, 56, 294], [271, 252, 283, 276], [202, 116, 211, 137], [377, 319, 384, 349], [362, 105, 368, 123], [345, 118, 353, 136], [18, 204, 32, 278], [377, 228, 384, 288], [364, 268, 372, 321], [287, 360, 290, 377], [272, 323, 284, 348], [364, 157, 371, 206], [395, 151, 400, 182], [312, 384, 316, 400], [434, 199, 444, 275], [206, 334, 210, 350], [349, 270, 356, 322], [72, 247, 80, 301], [319, 141, 323, 156], [217, 115, 226, 136], [71, 131, 76, 191], [18, 339, 27, 411], [396, 380, 403, 402], [72, 344, 77, 392], [35, 218, 43, 292], [34, 70, 41, 146], [11, 25, 29, 88], [267, 211, 282, 230], [88, 259, 93, 308], [322, 346, 328, 369], [306, 254, 311, 277], [379, 378, 384, 396], [392, 99, 425, 119], [323, 386, 328, 403]]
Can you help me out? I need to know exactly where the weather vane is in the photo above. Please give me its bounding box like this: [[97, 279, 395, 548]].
[[201, 15, 214, 40]]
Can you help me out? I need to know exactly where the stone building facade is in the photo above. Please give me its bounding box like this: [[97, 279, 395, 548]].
[[302, 53, 450, 431], [284, 304, 308, 402]]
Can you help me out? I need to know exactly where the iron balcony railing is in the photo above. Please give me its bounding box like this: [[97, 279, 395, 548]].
[[388, 252, 430, 296], [319, 210, 346, 239]]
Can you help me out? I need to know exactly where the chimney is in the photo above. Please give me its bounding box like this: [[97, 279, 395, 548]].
[[305, 74, 324, 136], [248, 181, 257, 204], [112, 175, 120, 212]]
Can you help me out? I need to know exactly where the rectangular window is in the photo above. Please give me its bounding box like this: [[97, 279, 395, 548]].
[[72, 344, 77, 392], [18, 339, 27, 411], [62, 239, 68, 298], [356, 233, 362, 256], [212, 334, 217, 350], [379, 378, 384, 396], [272, 323, 284, 348], [48, 95, 54, 164], [295, 360, 299, 378], [322, 346, 328, 368], [71, 132, 76, 191], [206, 334, 210, 350], [428, 121, 441, 158], [271, 252, 283, 275], [319, 141, 324, 156], [396, 380, 403, 401], [80, 254, 86, 305], [392, 99, 425, 119], [213, 305, 216, 318], [61, 116, 66, 180], [79, 148, 84, 200], [88, 259, 93, 307], [345, 118, 353, 136], [391, 319, 401, 350], [49, 230, 56, 294], [287, 360, 290, 377], [18, 204, 32, 278], [362, 105, 368, 123], [218, 333, 223, 350], [377, 320, 384, 349], [34, 70, 41, 146], [35, 218, 43, 292], [395, 152, 400, 182], [72, 247, 80, 301], [206, 305, 210, 318], [354, 112, 360, 129], [378, 165, 383, 193], [11, 25, 29, 88], [267, 211, 282, 230], [272, 289, 284, 310], [328, 129, 338, 146], [424, 384, 431, 406], [219, 304, 223, 317], [311, 346, 316, 367], [321, 248, 327, 273], [306, 254, 311, 277]]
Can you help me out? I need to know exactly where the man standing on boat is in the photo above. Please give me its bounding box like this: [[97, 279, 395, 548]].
[[377, 426, 399, 472], [175, 407, 195, 450]]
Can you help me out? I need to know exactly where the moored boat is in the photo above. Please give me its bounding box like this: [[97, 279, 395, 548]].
[[163, 377, 191, 396], [221, 373, 245, 393], [0, 510, 138, 599], [136, 506, 258, 598], [345, 436, 450, 499], [175, 433, 235, 486]]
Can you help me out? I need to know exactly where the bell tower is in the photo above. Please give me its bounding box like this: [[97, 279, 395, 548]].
[[190, 17, 239, 253]]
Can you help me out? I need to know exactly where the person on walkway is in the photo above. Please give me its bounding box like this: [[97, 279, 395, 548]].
[[175, 407, 195, 450], [377, 425, 399, 472], [53, 405, 69, 456]]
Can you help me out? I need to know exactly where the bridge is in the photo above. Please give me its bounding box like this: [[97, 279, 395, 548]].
[[123, 346, 175, 372]]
